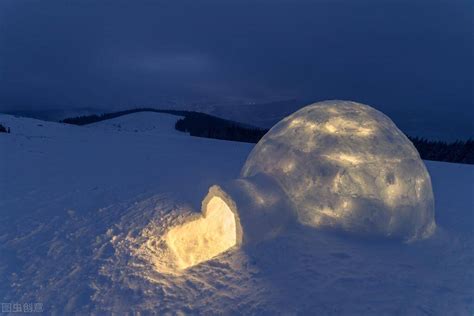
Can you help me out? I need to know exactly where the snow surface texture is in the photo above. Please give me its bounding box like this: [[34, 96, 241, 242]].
[[0, 112, 473, 314], [242, 101, 436, 241]]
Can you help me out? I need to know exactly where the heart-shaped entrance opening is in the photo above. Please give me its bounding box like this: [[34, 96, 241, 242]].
[[165, 195, 239, 270]]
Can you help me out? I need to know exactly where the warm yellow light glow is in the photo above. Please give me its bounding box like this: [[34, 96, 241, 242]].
[[288, 115, 375, 137], [165, 196, 237, 270], [325, 153, 363, 165], [305, 122, 318, 131], [324, 123, 338, 134], [318, 206, 343, 219], [282, 160, 296, 173], [323, 117, 375, 136], [383, 178, 404, 207], [289, 118, 319, 132], [415, 177, 425, 199], [289, 118, 303, 127]]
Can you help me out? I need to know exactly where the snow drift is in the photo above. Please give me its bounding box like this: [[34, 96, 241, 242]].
[[241, 100, 436, 241]]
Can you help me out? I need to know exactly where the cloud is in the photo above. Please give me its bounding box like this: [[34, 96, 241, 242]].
[[0, 0, 472, 136]]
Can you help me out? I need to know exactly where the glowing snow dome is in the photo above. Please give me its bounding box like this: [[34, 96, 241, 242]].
[[241, 101, 436, 241]]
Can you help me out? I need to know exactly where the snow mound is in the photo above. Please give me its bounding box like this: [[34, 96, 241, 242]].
[[241, 100, 436, 240], [89, 112, 184, 135], [0, 113, 77, 138]]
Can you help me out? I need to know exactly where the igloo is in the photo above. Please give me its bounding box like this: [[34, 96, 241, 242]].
[[164, 100, 436, 270], [242, 100, 436, 240]]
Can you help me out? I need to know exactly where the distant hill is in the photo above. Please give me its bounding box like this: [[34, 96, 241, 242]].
[[60, 108, 473, 164], [60, 108, 266, 143]]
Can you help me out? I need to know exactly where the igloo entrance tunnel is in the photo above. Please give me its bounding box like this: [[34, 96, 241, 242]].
[[164, 100, 436, 270]]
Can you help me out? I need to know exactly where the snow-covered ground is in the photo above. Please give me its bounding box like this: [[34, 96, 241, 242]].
[[0, 112, 472, 315]]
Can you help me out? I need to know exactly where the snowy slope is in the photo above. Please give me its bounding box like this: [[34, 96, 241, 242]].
[[0, 113, 473, 315], [89, 112, 185, 135]]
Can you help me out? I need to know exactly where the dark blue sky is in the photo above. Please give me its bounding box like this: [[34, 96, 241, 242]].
[[0, 0, 472, 138]]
